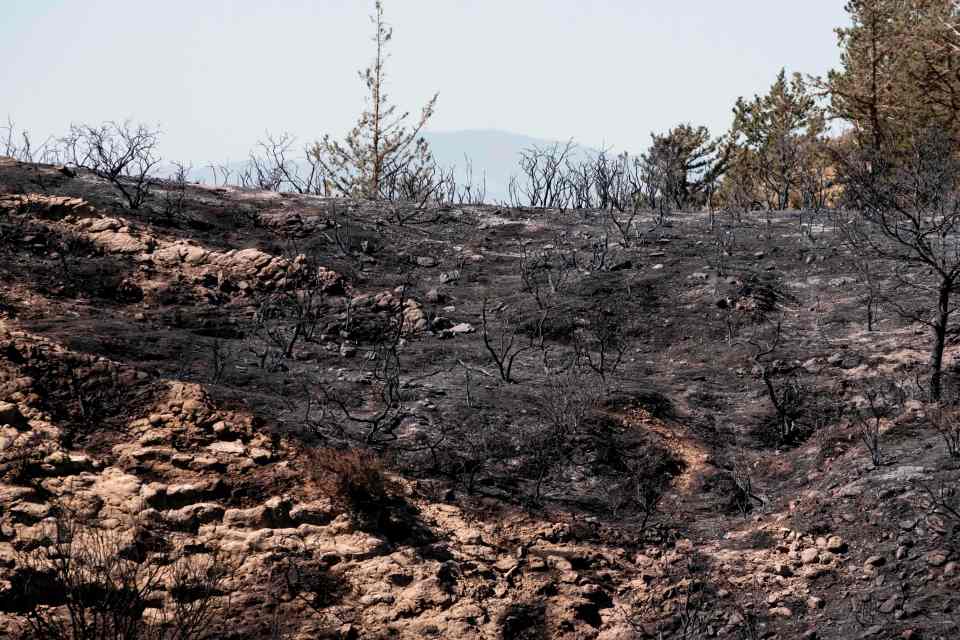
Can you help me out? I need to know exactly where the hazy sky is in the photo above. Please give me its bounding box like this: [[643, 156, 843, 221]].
[[1, 1, 849, 164]]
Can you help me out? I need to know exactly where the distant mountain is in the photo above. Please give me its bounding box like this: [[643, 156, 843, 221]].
[[176, 129, 599, 204]]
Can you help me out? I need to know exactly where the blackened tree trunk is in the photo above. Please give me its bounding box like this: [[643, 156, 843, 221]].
[[931, 282, 952, 400]]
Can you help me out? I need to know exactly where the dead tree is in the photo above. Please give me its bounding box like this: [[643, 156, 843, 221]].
[[61, 121, 161, 209], [840, 127, 960, 400], [207, 163, 234, 187], [927, 401, 960, 458], [518, 243, 575, 312], [316, 303, 415, 447], [480, 299, 534, 383], [247, 132, 324, 194], [160, 161, 191, 226], [250, 251, 327, 367], [2, 117, 61, 164], [847, 379, 903, 468], [574, 300, 630, 387], [844, 246, 883, 332], [747, 320, 810, 446], [527, 366, 600, 500], [514, 141, 577, 209]]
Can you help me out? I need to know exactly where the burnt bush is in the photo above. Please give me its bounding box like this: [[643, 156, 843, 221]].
[[272, 550, 352, 619], [44, 256, 141, 304], [604, 439, 682, 537], [13, 507, 234, 640], [516, 310, 576, 343], [736, 273, 789, 322], [702, 462, 761, 517], [309, 448, 393, 528], [16, 346, 152, 448]]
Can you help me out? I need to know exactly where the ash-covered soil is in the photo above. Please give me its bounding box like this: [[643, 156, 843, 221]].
[[1, 157, 959, 639]]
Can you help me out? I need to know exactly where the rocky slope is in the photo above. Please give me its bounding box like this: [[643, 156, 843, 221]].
[[1, 157, 959, 639]]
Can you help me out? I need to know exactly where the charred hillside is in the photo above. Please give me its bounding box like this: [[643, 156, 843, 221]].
[[1, 157, 960, 639]]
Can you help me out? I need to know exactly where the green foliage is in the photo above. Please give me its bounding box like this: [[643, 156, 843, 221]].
[[824, 0, 960, 152], [730, 69, 826, 210], [639, 123, 731, 211], [309, 1, 438, 199]]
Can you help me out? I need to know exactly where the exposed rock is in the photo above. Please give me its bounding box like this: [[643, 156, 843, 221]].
[[249, 447, 272, 464], [879, 595, 900, 614], [93, 230, 154, 254], [141, 479, 227, 510], [0, 402, 27, 429], [9, 501, 52, 524], [402, 300, 427, 334], [825, 535, 846, 552], [223, 497, 292, 529], [1, 193, 94, 218], [42, 451, 94, 475], [800, 548, 820, 565], [865, 555, 886, 567], [289, 499, 335, 526], [207, 440, 246, 455], [926, 550, 949, 567], [163, 502, 225, 532]]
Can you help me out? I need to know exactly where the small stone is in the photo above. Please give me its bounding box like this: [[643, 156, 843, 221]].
[[807, 596, 824, 610], [801, 548, 820, 565], [879, 595, 899, 614], [926, 550, 949, 567], [449, 323, 474, 334], [438, 270, 461, 283], [546, 555, 573, 572], [768, 606, 792, 618], [415, 256, 437, 267], [249, 448, 272, 464], [825, 535, 846, 552], [864, 555, 886, 567], [211, 421, 232, 436], [899, 518, 918, 531]]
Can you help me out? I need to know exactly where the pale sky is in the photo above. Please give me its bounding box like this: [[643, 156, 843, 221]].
[[1, 1, 849, 164]]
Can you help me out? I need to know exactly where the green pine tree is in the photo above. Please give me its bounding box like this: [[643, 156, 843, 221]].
[[310, 1, 438, 199]]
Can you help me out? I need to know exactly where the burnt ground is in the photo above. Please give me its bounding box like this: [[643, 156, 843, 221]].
[[1, 156, 960, 639]]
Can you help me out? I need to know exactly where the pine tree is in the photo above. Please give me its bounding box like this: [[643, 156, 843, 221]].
[[824, 0, 960, 151], [640, 124, 731, 210], [731, 69, 825, 210], [310, 1, 438, 199]]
